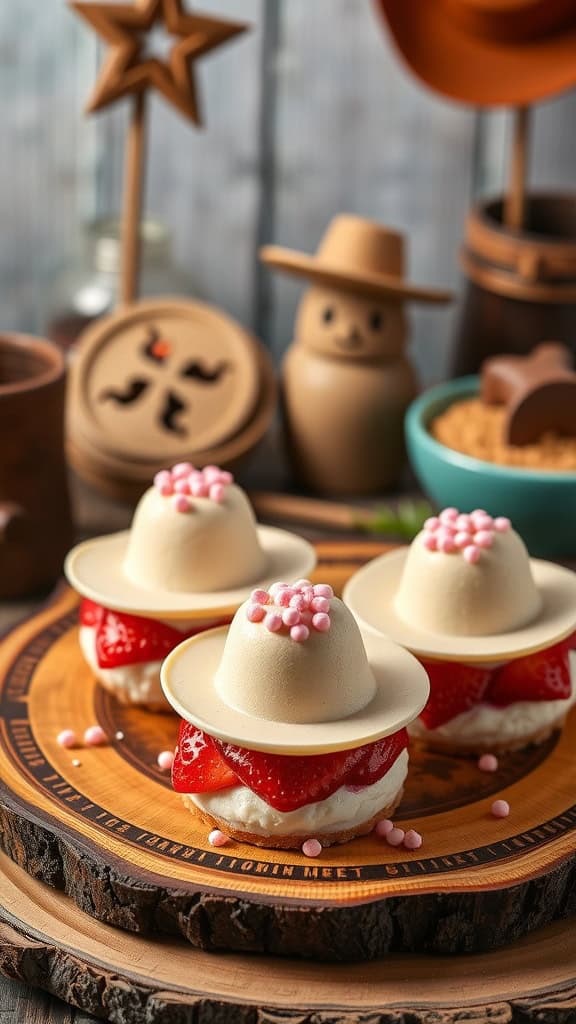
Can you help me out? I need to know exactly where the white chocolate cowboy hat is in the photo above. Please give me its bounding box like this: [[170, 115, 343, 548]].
[[261, 215, 453, 304], [343, 509, 576, 663], [65, 465, 315, 621], [161, 584, 429, 754]]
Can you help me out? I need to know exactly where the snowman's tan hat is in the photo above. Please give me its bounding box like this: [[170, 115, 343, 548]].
[[161, 582, 429, 754], [261, 215, 452, 304], [65, 465, 316, 621], [344, 508, 576, 663]]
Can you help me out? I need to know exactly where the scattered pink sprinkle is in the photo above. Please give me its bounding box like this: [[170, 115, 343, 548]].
[[302, 838, 322, 857], [313, 584, 333, 599], [157, 750, 174, 772], [494, 517, 511, 532], [386, 828, 405, 847], [491, 799, 510, 818], [247, 602, 266, 623], [474, 529, 494, 549], [155, 464, 234, 507], [57, 729, 77, 749], [264, 612, 283, 633], [83, 725, 107, 747], [209, 828, 230, 847], [291, 624, 310, 642], [478, 753, 498, 773], [172, 495, 191, 514], [403, 829, 423, 850], [374, 819, 394, 838], [463, 544, 481, 564], [72, 759, 82, 768]]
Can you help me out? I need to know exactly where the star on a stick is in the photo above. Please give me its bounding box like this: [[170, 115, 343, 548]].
[[70, 0, 248, 124]]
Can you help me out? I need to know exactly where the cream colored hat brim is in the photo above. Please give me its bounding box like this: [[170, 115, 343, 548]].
[[161, 625, 429, 754], [343, 548, 576, 663], [260, 246, 452, 304], [65, 526, 316, 621]]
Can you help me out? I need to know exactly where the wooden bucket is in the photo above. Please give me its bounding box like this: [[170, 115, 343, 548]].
[[452, 194, 576, 374]]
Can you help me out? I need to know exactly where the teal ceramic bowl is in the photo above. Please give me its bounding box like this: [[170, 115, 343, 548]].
[[406, 377, 576, 557]]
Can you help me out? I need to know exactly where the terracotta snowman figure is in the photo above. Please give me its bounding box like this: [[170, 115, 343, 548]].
[[261, 215, 452, 495]]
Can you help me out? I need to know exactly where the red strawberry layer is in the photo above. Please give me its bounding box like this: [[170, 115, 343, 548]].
[[80, 599, 229, 669], [172, 721, 408, 812], [419, 637, 572, 730]]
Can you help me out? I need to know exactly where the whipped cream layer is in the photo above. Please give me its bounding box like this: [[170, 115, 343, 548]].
[[410, 652, 576, 746], [187, 747, 408, 837]]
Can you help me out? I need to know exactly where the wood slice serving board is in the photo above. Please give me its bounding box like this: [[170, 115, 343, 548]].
[[0, 542, 575, 973]]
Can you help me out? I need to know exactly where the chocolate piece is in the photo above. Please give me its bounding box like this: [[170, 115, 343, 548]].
[[481, 342, 576, 445]]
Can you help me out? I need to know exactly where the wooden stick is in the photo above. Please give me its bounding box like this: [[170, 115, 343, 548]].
[[505, 106, 531, 232], [120, 91, 147, 306]]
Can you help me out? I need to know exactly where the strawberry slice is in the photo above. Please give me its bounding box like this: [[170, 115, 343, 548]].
[[418, 659, 492, 730], [172, 722, 237, 793], [486, 639, 572, 707], [213, 729, 408, 812], [94, 608, 199, 668], [79, 598, 104, 628]]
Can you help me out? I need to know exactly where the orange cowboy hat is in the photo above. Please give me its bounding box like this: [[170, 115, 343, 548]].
[[376, 0, 576, 107]]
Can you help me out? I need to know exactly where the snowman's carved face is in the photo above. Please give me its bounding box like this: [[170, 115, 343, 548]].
[[294, 285, 407, 360]]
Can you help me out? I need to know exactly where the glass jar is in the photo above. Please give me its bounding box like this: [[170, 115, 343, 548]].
[[44, 218, 194, 349]]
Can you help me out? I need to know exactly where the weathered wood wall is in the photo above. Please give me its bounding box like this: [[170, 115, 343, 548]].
[[1, 0, 575, 384]]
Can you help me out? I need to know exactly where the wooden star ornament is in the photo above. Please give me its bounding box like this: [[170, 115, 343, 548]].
[[70, 0, 248, 125]]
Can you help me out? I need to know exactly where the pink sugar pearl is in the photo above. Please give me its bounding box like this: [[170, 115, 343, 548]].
[[438, 534, 457, 554], [491, 799, 510, 818], [289, 595, 307, 611], [209, 829, 230, 847], [210, 483, 225, 503], [251, 589, 269, 605], [294, 579, 312, 589], [424, 516, 440, 531], [246, 603, 266, 623], [454, 531, 473, 549], [172, 462, 193, 478], [478, 753, 499, 773], [203, 465, 221, 483], [158, 482, 173, 496], [455, 514, 471, 531], [311, 596, 330, 614], [472, 512, 493, 531], [269, 581, 288, 595], [218, 470, 233, 485], [313, 584, 333, 599], [494, 516, 511, 532], [302, 838, 322, 857], [463, 544, 481, 564], [312, 612, 331, 632], [291, 624, 310, 643], [386, 827, 405, 847], [174, 478, 191, 495], [282, 607, 300, 627], [84, 725, 107, 747], [276, 588, 296, 607], [404, 829, 423, 851], [57, 729, 77, 749], [154, 470, 171, 487], [423, 532, 438, 551], [374, 819, 394, 838], [474, 529, 494, 548], [191, 480, 209, 498], [264, 612, 283, 633], [172, 495, 191, 513], [439, 507, 458, 524], [157, 750, 174, 772]]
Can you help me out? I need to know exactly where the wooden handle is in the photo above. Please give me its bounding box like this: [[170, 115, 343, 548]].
[[120, 92, 147, 307], [505, 106, 531, 232]]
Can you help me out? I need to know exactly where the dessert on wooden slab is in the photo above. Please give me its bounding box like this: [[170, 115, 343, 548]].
[[344, 508, 576, 754], [161, 581, 429, 848], [65, 464, 315, 710]]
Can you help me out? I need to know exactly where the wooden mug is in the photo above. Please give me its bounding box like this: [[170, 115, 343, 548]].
[[0, 333, 73, 598]]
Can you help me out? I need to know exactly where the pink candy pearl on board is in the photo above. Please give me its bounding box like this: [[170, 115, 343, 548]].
[[57, 729, 77, 749], [264, 612, 283, 633], [209, 829, 229, 847], [173, 495, 191, 513], [210, 483, 225, 503], [463, 544, 480, 564], [157, 750, 174, 772], [404, 829, 423, 851], [478, 753, 498, 772], [302, 838, 322, 857], [474, 530, 494, 548], [282, 607, 300, 627], [174, 478, 191, 495], [386, 827, 405, 847], [494, 516, 511, 532], [291, 624, 310, 642], [313, 584, 333, 599], [423, 532, 438, 551], [424, 516, 440, 530], [311, 596, 330, 614], [247, 603, 266, 623], [84, 725, 107, 747], [454, 531, 472, 549], [374, 819, 394, 837], [251, 589, 269, 605], [491, 799, 510, 818], [312, 612, 331, 632]]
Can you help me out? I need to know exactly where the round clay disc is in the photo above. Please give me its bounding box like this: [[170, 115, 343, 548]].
[[69, 298, 261, 463]]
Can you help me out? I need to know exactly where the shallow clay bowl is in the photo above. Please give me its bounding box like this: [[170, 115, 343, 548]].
[[405, 376, 576, 558]]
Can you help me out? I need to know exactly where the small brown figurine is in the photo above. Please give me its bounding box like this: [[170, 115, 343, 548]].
[[261, 215, 452, 495], [482, 342, 576, 445]]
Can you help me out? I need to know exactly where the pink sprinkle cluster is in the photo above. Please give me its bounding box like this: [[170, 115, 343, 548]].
[[246, 580, 333, 644], [153, 463, 233, 513], [422, 508, 511, 564], [375, 818, 423, 851]]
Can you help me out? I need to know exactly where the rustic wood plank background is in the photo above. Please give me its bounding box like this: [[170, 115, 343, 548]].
[[1, 0, 574, 388]]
